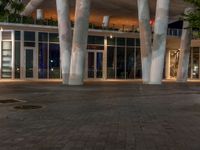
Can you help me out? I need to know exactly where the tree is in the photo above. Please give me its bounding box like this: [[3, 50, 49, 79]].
[[0, 0, 24, 19], [184, 0, 200, 30]]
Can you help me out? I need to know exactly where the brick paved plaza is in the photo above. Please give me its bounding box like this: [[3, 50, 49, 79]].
[[0, 81, 200, 150]]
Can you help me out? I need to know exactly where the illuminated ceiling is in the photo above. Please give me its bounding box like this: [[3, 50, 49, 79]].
[[22, 0, 189, 28]]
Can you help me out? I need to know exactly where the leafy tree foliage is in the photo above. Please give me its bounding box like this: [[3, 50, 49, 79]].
[[184, 0, 200, 30], [0, 0, 24, 17]]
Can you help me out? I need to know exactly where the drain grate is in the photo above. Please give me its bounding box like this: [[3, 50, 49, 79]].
[[0, 99, 23, 104], [14, 105, 42, 110]]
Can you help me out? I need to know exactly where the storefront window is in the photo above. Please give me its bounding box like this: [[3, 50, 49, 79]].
[[136, 48, 142, 78], [24, 31, 35, 41], [39, 43, 48, 78], [192, 48, 199, 79], [15, 42, 20, 78], [88, 36, 104, 45], [49, 43, 60, 78], [170, 50, 179, 78], [126, 48, 135, 79], [117, 47, 125, 79], [2, 41, 12, 78], [39, 32, 48, 42], [107, 46, 115, 78], [127, 38, 135, 46], [117, 38, 125, 46], [49, 33, 59, 42], [107, 37, 116, 46], [15, 31, 21, 40]]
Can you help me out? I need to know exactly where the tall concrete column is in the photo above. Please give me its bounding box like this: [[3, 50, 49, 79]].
[[149, 0, 170, 84], [36, 9, 44, 20], [102, 16, 110, 28], [56, 0, 72, 85], [177, 8, 193, 82], [68, 0, 91, 85], [137, 0, 152, 83], [21, 0, 44, 16]]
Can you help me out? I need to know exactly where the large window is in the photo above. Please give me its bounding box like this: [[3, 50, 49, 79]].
[[15, 31, 21, 78], [49, 43, 60, 78], [107, 37, 141, 79], [24, 31, 35, 47], [107, 46, 115, 78], [2, 41, 12, 78], [39, 43, 48, 78], [126, 47, 135, 79], [192, 48, 199, 79]]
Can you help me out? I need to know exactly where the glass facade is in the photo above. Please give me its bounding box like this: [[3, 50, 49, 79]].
[[192, 48, 200, 79], [38, 32, 60, 79], [38, 43, 48, 78], [169, 48, 200, 80], [107, 37, 141, 79], [1, 28, 200, 81], [49, 43, 60, 78], [170, 50, 179, 78], [87, 36, 104, 79], [2, 41, 12, 78]]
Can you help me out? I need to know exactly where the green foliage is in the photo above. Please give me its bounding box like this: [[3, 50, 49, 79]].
[[184, 0, 200, 30], [0, 0, 24, 19]]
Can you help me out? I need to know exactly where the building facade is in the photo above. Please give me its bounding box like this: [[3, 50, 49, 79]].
[[0, 23, 200, 81]]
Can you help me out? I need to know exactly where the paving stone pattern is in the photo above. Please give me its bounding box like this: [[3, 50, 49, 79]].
[[0, 81, 200, 150]]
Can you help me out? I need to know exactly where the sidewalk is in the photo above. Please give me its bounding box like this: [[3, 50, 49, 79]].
[[0, 81, 200, 150]]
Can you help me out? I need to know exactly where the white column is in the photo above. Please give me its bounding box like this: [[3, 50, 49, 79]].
[[137, 0, 152, 83], [68, 0, 91, 85], [21, 0, 44, 16], [177, 8, 193, 82], [102, 16, 110, 28], [36, 9, 44, 20], [149, 0, 171, 84], [56, 0, 72, 85]]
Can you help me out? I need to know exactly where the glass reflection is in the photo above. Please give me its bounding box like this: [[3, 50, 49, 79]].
[[96, 52, 103, 78], [39, 43, 48, 78], [117, 47, 125, 79], [192, 48, 199, 79], [107, 46, 115, 78], [136, 48, 142, 78], [126, 48, 135, 79], [49, 44, 60, 78]]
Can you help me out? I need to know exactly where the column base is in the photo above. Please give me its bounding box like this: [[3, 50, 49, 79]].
[[62, 73, 69, 85], [148, 81, 162, 85], [68, 74, 84, 85], [176, 79, 187, 83]]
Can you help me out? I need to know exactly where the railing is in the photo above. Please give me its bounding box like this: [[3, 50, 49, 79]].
[[0, 15, 138, 33], [167, 28, 182, 37], [0, 15, 200, 38], [0, 15, 58, 26]]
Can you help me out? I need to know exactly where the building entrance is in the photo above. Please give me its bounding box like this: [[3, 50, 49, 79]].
[[87, 50, 103, 79]]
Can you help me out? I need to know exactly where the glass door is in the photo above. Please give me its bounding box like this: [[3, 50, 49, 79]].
[[25, 48, 34, 78], [87, 50, 103, 79], [96, 52, 103, 78]]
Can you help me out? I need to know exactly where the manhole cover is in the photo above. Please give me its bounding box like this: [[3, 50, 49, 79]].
[[14, 105, 42, 110], [0, 99, 23, 104]]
